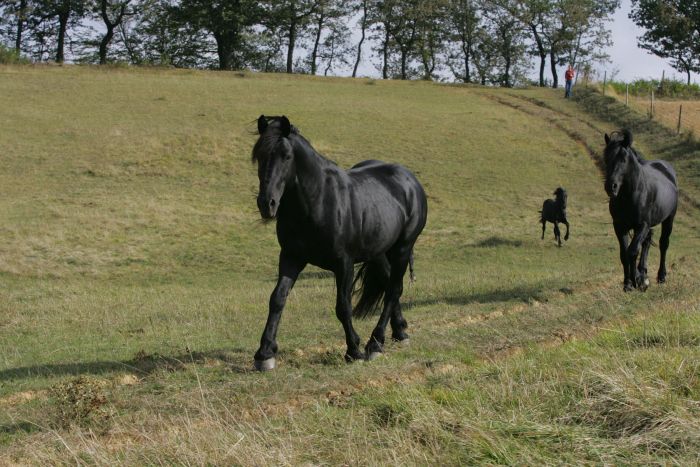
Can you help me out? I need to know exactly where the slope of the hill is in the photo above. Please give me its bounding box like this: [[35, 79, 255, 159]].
[[1, 66, 698, 464]]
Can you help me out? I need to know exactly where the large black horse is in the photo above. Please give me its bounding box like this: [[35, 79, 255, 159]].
[[603, 130, 678, 292], [251, 115, 428, 370], [540, 187, 570, 247]]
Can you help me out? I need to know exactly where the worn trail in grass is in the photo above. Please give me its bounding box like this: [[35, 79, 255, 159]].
[[1, 67, 699, 464]]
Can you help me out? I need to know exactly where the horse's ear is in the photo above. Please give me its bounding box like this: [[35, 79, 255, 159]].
[[622, 129, 632, 147], [280, 116, 291, 137], [258, 115, 268, 135], [604, 133, 610, 145]]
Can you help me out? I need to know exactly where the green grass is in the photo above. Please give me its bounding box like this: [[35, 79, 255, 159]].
[[1, 65, 699, 464]]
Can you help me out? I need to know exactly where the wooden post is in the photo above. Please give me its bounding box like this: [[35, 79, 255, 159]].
[[650, 89, 654, 118], [678, 104, 683, 135], [626, 84, 629, 106], [603, 71, 607, 95]]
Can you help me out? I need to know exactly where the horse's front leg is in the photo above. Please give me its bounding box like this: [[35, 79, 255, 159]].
[[562, 219, 570, 241], [254, 253, 306, 371], [553, 222, 562, 247], [335, 258, 364, 362], [636, 229, 654, 291], [627, 223, 651, 291], [613, 223, 632, 291]]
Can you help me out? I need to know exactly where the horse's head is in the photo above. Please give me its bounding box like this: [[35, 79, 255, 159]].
[[603, 129, 634, 198], [554, 187, 567, 207], [252, 115, 297, 219]]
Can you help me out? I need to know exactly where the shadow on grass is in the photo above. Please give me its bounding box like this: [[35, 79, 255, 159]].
[[408, 283, 551, 309], [0, 348, 254, 382], [0, 421, 38, 436], [470, 236, 524, 248]]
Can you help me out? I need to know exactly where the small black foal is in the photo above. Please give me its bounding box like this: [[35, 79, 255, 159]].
[[540, 187, 570, 247]]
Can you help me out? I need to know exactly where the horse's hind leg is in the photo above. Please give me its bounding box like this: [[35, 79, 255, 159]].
[[658, 215, 674, 283], [366, 247, 411, 358], [636, 229, 653, 291], [335, 257, 365, 362], [541, 220, 546, 240]]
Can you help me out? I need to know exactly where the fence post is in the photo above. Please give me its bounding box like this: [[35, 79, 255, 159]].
[[626, 84, 629, 106], [603, 71, 607, 96], [678, 104, 683, 135], [650, 89, 654, 119]]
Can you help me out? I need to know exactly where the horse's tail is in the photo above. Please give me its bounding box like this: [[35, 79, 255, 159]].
[[352, 256, 390, 319]]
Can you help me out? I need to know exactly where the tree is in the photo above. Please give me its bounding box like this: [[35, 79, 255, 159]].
[[630, 0, 700, 85], [352, 0, 370, 77], [0, 0, 32, 53], [120, 0, 212, 67], [447, 0, 482, 83], [176, 0, 262, 70], [96, 0, 133, 64], [306, 0, 350, 75], [415, 0, 448, 80], [33, 0, 88, 62], [484, 0, 527, 87], [267, 0, 318, 73], [542, 0, 618, 88]]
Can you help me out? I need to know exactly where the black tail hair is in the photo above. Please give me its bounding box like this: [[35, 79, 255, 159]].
[[352, 257, 390, 319]]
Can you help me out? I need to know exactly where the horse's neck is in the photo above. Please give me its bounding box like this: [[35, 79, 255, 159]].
[[623, 156, 646, 193], [287, 136, 334, 209]]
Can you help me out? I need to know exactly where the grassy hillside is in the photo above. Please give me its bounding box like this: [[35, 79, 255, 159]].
[[1, 65, 699, 464]]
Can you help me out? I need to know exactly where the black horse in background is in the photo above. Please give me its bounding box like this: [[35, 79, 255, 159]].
[[604, 130, 678, 292], [540, 187, 570, 247], [251, 115, 428, 370]]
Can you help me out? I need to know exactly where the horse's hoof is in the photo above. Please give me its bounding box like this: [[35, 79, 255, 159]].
[[254, 358, 276, 371], [367, 351, 383, 361], [344, 353, 366, 363], [393, 337, 410, 346], [623, 284, 634, 292]]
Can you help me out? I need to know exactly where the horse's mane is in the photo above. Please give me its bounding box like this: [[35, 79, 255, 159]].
[[606, 129, 644, 162], [251, 117, 338, 168], [251, 116, 300, 163]]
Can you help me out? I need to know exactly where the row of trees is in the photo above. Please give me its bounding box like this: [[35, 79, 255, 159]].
[[0, 0, 619, 87]]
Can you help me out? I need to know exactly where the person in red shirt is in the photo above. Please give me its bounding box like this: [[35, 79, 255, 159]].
[[565, 64, 575, 98]]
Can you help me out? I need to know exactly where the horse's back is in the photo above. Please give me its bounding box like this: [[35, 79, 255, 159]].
[[648, 160, 677, 186], [347, 160, 427, 249]]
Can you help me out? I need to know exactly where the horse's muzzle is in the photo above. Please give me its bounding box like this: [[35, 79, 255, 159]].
[[257, 194, 278, 219], [605, 182, 620, 198]]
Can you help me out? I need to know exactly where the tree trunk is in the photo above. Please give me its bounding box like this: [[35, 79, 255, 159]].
[[352, 0, 368, 78], [286, 18, 297, 73], [15, 0, 27, 53], [461, 40, 471, 83], [400, 48, 407, 80], [549, 49, 558, 88], [530, 24, 546, 87], [382, 26, 389, 79], [99, 25, 114, 64], [56, 11, 69, 63], [214, 32, 232, 70], [310, 10, 324, 75]]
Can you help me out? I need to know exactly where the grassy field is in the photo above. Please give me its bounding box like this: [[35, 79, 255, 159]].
[[1, 65, 699, 465]]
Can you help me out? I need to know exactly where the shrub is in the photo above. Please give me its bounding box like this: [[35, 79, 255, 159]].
[[0, 44, 29, 64]]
